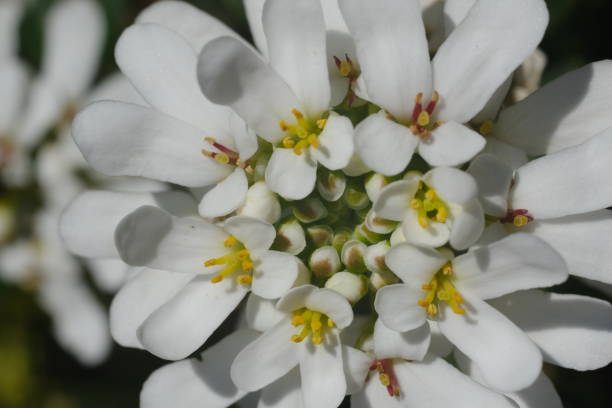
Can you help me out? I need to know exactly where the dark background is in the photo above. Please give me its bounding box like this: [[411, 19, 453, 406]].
[[1, 0, 612, 406]]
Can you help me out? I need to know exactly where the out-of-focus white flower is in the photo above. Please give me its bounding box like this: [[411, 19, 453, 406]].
[[375, 236, 568, 392], [374, 168, 483, 250], [198, 0, 354, 200]]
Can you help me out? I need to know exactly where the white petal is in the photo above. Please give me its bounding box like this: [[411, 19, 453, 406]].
[[491, 290, 612, 371], [375, 284, 427, 332], [140, 329, 258, 408], [16, 77, 64, 148], [355, 113, 418, 176], [252, 251, 298, 299], [402, 208, 451, 248], [442, 0, 475, 35], [384, 243, 446, 287], [304, 288, 354, 329], [198, 36, 300, 144], [85, 72, 144, 105], [339, 0, 431, 121], [223, 216, 277, 253], [60, 190, 196, 259], [438, 290, 542, 392], [466, 154, 513, 217], [396, 356, 517, 407], [43, 0, 104, 100], [0, 59, 28, 132], [299, 331, 346, 408], [246, 294, 286, 332], [433, 0, 548, 123], [423, 167, 478, 205], [263, 0, 329, 116], [351, 375, 403, 408], [243, 0, 268, 55], [258, 369, 304, 408], [0, 0, 25, 58], [511, 127, 612, 219], [276, 284, 317, 314], [136, 0, 243, 53], [265, 148, 317, 200], [428, 321, 453, 357], [110, 268, 194, 349], [418, 122, 485, 167], [525, 210, 612, 283], [507, 372, 562, 408], [495, 61, 612, 155], [87, 258, 130, 293], [472, 76, 513, 124], [139, 275, 249, 360], [199, 168, 248, 218], [231, 318, 300, 391], [482, 138, 529, 170], [453, 233, 568, 299], [115, 206, 228, 274], [343, 346, 372, 395], [374, 319, 430, 361], [73, 101, 233, 186], [448, 200, 485, 250], [310, 113, 354, 170], [373, 179, 420, 222]]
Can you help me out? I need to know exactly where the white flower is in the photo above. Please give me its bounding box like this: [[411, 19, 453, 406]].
[[113, 207, 298, 360], [338, 0, 548, 175], [467, 134, 612, 284], [198, 0, 354, 200], [374, 168, 484, 250], [231, 285, 353, 408], [375, 235, 568, 392]]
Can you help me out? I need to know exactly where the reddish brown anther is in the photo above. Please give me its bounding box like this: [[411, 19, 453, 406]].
[[500, 208, 534, 227], [370, 359, 401, 397]]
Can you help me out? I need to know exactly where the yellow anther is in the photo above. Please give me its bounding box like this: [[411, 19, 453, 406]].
[[308, 134, 320, 148], [513, 215, 529, 227], [290, 308, 332, 345], [410, 199, 421, 209], [435, 206, 447, 223], [379, 373, 391, 387], [415, 92, 423, 105], [214, 153, 230, 164], [419, 263, 465, 318], [238, 249, 250, 258], [339, 61, 352, 77], [224, 236, 238, 248], [418, 214, 429, 229], [479, 120, 494, 136], [241, 260, 253, 270], [311, 312, 322, 331], [211, 275, 223, 283], [417, 111, 431, 127], [430, 91, 440, 103], [204, 137, 217, 144], [422, 283, 433, 291], [282, 136, 295, 148], [236, 275, 253, 285], [279, 120, 288, 131], [291, 335, 304, 343], [427, 303, 438, 317], [291, 109, 304, 119], [437, 290, 450, 301], [442, 264, 453, 276], [425, 189, 437, 201], [204, 259, 217, 267], [292, 315, 305, 326], [316, 119, 327, 129], [293, 140, 309, 156], [312, 335, 324, 345], [327, 319, 335, 328]]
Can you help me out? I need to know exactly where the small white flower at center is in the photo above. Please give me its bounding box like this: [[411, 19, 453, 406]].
[[279, 109, 327, 156], [203, 235, 254, 285]]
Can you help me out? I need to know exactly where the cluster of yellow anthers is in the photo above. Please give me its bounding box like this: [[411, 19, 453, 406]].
[[201, 137, 253, 173], [290, 308, 335, 345], [418, 263, 465, 317], [410, 181, 448, 229], [203, 235, 254, 285], [408, 91, 443, 140], [279, 109, 327, 156]]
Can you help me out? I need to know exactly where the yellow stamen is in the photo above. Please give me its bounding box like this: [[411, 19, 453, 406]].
[[224, 236, 238, 247], [236, 275, 253, 285], [513, 215, 529, 227], [410, 199, 421, 209], [316, 119, 327, 129], [417, 111, 431, 127], [282, 136, 295, 148], [418, 214, 429, 228], [308, 134, 320, 149], [204, 238, 254, 285], [479, 120, 494, 136], [214, 153, 229, 164], [339, 61, 352, 77], [425, 189, 437, 201], [379, 373, 390, 386], [290, 308, 333, 345], [435, 205, 447, 223], [279, 120, 289, 131], [418, 263, 465, 317]]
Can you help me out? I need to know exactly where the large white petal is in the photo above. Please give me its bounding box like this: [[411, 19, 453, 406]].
[[438, 290, 542, 392], [258, 369, 304, 408], [448, 199, 485, 250], [511, 127, 612, 219], [466, 154, 513, 217], [525, 210, 612, 283], [491, 290, 612, 371], [310, 113, 354, 170], [231, 318, 300, 391], [252, 251, 298, 299], [418, 122, 485, 167], [140, 329, 258, 408], [110, 268, 194, 349], [139, 275, 249, 360], [265, 148, 317, 200], [375, 284, 427, 332], [373, 179, 420, 222], [198, 36, 301, 144], [374, 319, 430, 362], [495, 61, 612, 155], [60, 190, 196, 259], [453, 233, 568, 299], [115, 206, 228, 274], [43, 0, 104, 100], [198, 168, 248, 218], [263, 0, 329, 116], [433, 0, 548, 123], [73, 101, 233, 186], [136, 0, 243, 53], [339, 0, 432, 121], [299, 331, 346, 408], [355, 113, 418, 176], [384, 243, 446, 287]]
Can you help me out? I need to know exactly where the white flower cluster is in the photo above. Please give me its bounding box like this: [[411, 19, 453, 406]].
[[60, 0, 612, 406]]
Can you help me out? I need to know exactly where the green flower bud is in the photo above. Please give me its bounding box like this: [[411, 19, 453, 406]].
[[306, 224, 333, 247]]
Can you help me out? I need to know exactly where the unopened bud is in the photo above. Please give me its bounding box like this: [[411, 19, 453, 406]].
[[343, 153, 371, 177], [307, 225, 333, 247], [325, 271, 368, 304], [355, 223, 385, 245], [343, 186, 369, 210], [389, 226, 406, 245], [237, 182, 281, 224], [292, 198, 328, 223], [365, 173, 392, 203], [364, 241, 391, 274], [365, 210, 398, 234], [273, 218, 306, 255], [317, 170, 346, 202], [309, 246, 341, 279], [370, 269, 400, 290], [341, 240, 367, 273], [332, 228, 352, 253]]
